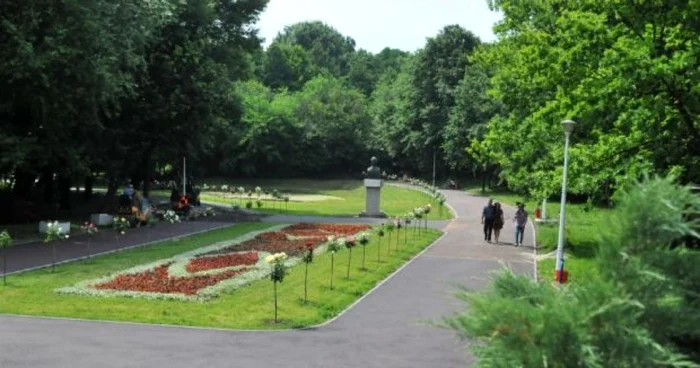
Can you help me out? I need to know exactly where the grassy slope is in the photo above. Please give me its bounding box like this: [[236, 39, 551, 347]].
[[187, 179, 453, 220], [463, 182, 605, 284], [0, 222, 441, 329]]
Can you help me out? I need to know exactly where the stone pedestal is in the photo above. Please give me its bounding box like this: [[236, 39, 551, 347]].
[[38, 221, 71, 234], [359, 179, 387, 218], [90, 213, 113, 226]]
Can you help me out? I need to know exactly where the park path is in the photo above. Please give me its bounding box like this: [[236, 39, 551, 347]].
[[0, 217, 235, 276], [0, 189, 535, 368]]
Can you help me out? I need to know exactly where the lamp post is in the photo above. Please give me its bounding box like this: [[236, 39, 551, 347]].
[[555, 119, 576, 284]]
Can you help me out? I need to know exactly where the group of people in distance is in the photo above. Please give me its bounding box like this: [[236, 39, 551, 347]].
[[480, 199, 528, 246]]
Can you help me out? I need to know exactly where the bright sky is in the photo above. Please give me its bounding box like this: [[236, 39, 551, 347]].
[[256, 0, 502, 53]]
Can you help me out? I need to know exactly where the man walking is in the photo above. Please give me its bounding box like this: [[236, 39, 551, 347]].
[[514, 202, 528, 247], [481, 199, 495, 242]]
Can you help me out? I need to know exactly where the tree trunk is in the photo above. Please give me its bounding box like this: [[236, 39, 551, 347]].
[[100, 176, 119, 212], [58, 175, 71, 210], [40, 167, 55, 204], [84, 175, 93, 201], [12, 168, 35, 199]]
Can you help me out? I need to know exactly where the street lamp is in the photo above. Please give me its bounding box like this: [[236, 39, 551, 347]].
[[555, 119, 576, 284]]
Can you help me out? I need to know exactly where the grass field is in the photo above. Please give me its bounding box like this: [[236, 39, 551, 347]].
[[185, 179, 453, 220], [463, 181, 606, 284], [0, 222, 441, 329]]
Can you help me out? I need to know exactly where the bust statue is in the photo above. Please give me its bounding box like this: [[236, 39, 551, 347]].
[[366, 157, 382, 179]]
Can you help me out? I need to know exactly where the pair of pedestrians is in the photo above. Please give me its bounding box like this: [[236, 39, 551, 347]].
[[481, 199, 528, 246]]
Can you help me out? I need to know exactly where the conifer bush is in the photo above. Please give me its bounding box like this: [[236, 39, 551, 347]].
[[444, 176, 700, 367]]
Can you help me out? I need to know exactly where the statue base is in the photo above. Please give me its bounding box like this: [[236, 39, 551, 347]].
[[360, 180, 385, 218], [358, 210, 387, 218]]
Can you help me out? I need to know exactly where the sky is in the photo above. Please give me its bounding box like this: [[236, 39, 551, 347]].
[[256, 0, 503, 53]]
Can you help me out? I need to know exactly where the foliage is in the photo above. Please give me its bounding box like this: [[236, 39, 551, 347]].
[[265, 252, 288, 283], [472, 0, 700, 199], [113, 217, 130, 235], [164, 210, 180, 224], [44, 221, 68, 243], [1, 0, 268, 209], [0, 230, 11, 248], [445, 176, 700, 366]]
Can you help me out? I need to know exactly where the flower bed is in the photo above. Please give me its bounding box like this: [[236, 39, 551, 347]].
[[56, 223, 371, 301], [185, 252, 259, 273], [95, 264, 251, 295]]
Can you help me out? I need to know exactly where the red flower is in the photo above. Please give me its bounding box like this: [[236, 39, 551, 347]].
[[95, 264, 251, 295], [186, 252, 258, 273]]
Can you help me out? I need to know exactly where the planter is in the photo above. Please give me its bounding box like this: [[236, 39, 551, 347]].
[[39, 221, 71, 235], [90, 213, 114, 226]]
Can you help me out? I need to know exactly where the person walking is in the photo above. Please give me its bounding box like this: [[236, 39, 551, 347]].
[[493, 202, 504, 244], [481, 199, 495, 242], [513, 202, 528, 247]]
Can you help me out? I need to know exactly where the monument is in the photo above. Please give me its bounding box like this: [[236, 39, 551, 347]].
[[359, 157, 387, 218]]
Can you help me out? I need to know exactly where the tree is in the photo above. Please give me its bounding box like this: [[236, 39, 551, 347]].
[[218, 80, 301, 176], [273, 21, 356, 78], [347, 49, 379, 96], [0, 0, 173, 209], [473, 0, 700, 200], [443, 64, 502, 175], [294, 76, 371, 174], [411, 25, 481, 174], [262, 42, 312, 91]]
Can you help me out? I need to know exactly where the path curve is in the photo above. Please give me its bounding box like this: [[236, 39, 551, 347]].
[[0, 190, 535, 368]]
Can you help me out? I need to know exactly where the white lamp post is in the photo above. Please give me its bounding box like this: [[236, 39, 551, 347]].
[[555, 119, 576, 283]]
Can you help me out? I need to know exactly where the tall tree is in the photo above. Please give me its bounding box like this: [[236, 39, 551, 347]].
[[412, 25, 481, 174], [0, 0, 173, 205], [474, 0, 700, 200], [272, 21, 356, 78]]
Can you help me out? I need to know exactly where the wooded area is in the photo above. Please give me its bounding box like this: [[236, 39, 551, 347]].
[[2, 0, 698, 215]]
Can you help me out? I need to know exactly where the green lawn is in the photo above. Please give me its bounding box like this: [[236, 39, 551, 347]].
[[0, 222, 441, 329], [462, 181, 530, 208], [463, 181, 607, 284], [186, 179, 452, 219]]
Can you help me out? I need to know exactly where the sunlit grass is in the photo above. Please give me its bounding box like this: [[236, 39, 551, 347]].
[[191, 179, 453, 219], [0, 222, 441, 329]]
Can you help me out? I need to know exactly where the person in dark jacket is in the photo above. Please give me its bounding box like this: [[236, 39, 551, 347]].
[[481, 199, 495, 242], [493, 202, 504, 244]]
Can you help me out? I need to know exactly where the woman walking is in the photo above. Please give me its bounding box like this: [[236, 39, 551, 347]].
[[493, 202, 504, 244]]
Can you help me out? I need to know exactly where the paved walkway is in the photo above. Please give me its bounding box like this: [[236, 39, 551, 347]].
[[0, 190, 535, 368], [0, 217, 235, 276]]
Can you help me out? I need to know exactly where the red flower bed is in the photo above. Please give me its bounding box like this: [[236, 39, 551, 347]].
[[89, 223, 373, 297], [255, 232, 289, 241], [284, 223, 371, 237], [233, 224, 371, 255], [94, 264, 251, 295], [236, 238, 322, 256], [185, 251, 259, 273]]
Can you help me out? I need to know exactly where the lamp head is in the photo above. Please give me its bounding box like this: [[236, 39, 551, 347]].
[[561, 119, 576, 134]]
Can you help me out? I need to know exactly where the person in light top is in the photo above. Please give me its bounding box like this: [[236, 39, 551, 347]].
[[513, 202, 528, 247]]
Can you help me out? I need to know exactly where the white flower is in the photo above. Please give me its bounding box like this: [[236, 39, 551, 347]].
[[255, 186, 262, 193], [327, 235, 335, 242], [120, 231, 125, 235], [265, 252, 288, 264]]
